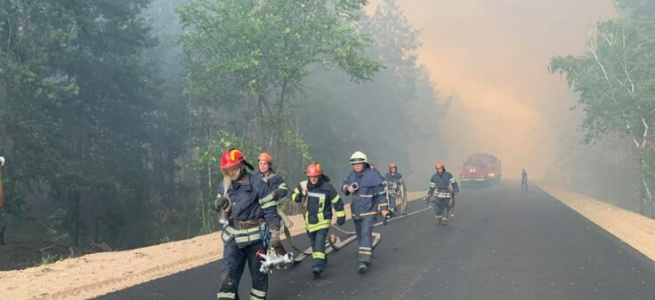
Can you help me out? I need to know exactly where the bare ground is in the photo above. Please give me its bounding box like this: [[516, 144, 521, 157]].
[[1, 188, 653, 300]]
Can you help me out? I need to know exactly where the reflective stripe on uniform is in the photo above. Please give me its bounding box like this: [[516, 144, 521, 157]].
[[221, 224, 265, 245], [313, 251, 326, 260], [305, 192, 331, 232], [335, 210, 345, 217], [360, 211, 377, 216], [330, 195, 341, 204], [308, 192, 325, 198], [291, 187, 301, 201], [218, 292, 236, 299], [358, 247, 372, 255], [259, 193, 275, 209], [235, 232, 262, 244], [250, 288, 266, 300]]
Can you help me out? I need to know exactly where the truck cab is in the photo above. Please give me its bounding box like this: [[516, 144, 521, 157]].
[[460, 153, 502, 187]]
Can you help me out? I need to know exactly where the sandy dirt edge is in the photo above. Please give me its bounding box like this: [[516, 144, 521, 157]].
[[540, 183, 655, 263], [0, 191, 427, 300]]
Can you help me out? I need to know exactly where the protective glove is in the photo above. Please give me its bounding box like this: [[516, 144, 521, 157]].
[[214, 197, 230, 211], [423, 196, 430, 204], [269, 226, 281, 248], [337, 216, 346, 226]]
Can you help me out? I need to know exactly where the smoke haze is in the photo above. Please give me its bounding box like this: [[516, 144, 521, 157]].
[[373, 0, 617, 179]]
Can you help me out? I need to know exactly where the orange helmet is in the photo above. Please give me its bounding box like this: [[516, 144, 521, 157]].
[[435, 162, 444, 170], [221, 148, 245, 169], [306, 163, 323, 177], [258, 152, 272, 164], [389, 162, 397, 169]]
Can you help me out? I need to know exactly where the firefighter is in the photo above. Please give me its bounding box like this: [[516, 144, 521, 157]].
[[254, 152, 291, 255], [342, 151, 389, 273], [291, 163, 345, 279], [521, 168, 528, 191], [384, 162, 404, 214], [426, 162, 459, 224], [214, 148, 281, 300], [255, 153, 288, 205]]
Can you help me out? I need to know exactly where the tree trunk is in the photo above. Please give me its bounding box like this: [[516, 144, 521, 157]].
[[94, 193, 99, 243], [639, 155, 655, 218], [274, 80, 288, 159], [72, 191, 80, 247], [0, 220, 5, 245], [0, 162, 4, 208]]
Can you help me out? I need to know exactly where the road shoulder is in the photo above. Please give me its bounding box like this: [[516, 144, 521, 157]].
[[0, 191, 427, 300], [540, 183, 655, 263]]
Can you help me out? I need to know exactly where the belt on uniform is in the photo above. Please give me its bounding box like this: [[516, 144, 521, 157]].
[[229, 218, 265, 230]]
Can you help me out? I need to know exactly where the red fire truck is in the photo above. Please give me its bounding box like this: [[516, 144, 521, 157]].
[[459, 153, 502, 187]]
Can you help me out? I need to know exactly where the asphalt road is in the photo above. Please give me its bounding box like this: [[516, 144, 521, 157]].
[[97, 183, 655, 300]]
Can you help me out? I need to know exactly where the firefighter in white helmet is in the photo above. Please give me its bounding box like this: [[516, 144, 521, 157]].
[[341, 151, 389, 273]]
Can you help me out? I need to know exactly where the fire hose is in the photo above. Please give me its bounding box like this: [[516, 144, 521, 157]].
[[291, 198, 433, 265]]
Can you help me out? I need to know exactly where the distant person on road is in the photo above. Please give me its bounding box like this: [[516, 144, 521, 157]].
[[214, 148, 281, 300], [291, 163, 345, 279], [426, 162, 459, 224], [342, 151, 389, 274], [521, 169, 528, 191]]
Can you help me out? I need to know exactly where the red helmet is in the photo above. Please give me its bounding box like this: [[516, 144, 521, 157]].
[[220, 148, 245, 169], [435, 162, 444, 170], [258, 152, 272, 164], [306, 163, 323, 177], [389, 162, 397, 169]]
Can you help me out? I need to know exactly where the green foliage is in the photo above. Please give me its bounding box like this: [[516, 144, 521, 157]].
[[550, 11, 655, 215], [40, 253, 61, 266], [549, 17, 655, 145], [37, 209, 70, 243], [615, 0, 655, 18], [194, 129, 263, 172], [297, 0, 446, 182], [177, 0, 382, 170], [0, 0, 447, 263], [177, 0, 381, 100]]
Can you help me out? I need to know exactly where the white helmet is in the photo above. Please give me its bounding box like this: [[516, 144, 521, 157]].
[[349, 151, 368, 164]]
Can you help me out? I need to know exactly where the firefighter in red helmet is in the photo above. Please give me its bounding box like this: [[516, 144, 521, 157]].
[[215, 148, 282, 300], [292, 163, 345, 279], [425, 161, 459, 224]]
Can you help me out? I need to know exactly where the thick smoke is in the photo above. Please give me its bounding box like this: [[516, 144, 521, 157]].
[[380, 0, 616, 180]]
